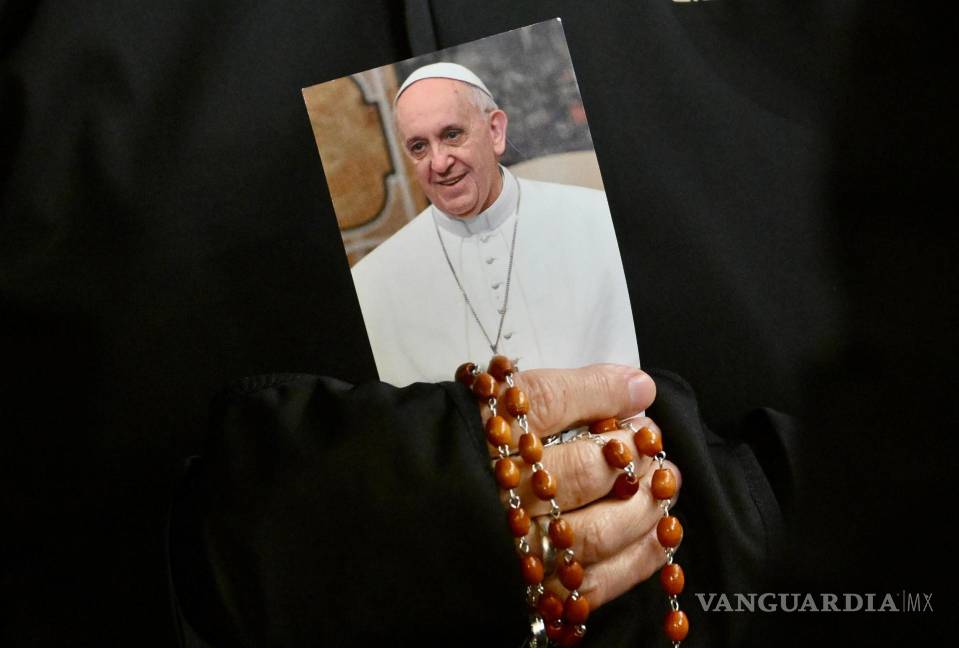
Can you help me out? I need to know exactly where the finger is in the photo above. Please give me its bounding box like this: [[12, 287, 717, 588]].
[[527, 458, 681, 564], [513, 420, 679, 517], [506, 365, 655, 438], [562, 525, 667, 610], [557, 468, 665, 565], [512, 429, 652, 516]]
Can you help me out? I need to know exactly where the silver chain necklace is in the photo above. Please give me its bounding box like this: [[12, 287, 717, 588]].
[[433, 182, 521, 354]]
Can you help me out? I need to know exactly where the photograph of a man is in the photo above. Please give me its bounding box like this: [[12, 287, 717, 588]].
[[307, 22, 639, 386]]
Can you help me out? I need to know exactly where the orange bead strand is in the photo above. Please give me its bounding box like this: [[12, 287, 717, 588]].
[[651, 467, 677, 500], [634, 425, 663, 456], [459, 359, 595, 646], [471, 372, 497, 399], [531, 469, 557, 500], [664, 610, 690, 642], [589, 415, 690, 645], [660, 563, 685, 596]]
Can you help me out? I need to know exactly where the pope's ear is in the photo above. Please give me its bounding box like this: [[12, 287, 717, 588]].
[[489, 109, 508, 157]]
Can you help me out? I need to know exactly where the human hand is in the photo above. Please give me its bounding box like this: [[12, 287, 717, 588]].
[[478, 364, 682, 612]]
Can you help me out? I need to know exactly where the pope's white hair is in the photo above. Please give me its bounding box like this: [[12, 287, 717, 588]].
[[465, 83, 498, 116]]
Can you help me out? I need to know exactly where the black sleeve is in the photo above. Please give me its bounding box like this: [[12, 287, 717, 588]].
[[170, 368, 793, 648], [171, 374, 529, 646]]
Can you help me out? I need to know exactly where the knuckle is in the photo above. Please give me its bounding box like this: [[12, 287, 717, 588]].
[[523, 372, 565, 433], [562, 444, 598, 506], [578, 512, 608, 563]]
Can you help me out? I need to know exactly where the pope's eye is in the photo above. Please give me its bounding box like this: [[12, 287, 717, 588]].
[[445, 130, 462, 141], [409, 142, 426, 157]]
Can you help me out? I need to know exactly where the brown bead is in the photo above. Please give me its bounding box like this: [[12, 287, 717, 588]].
[[494, 458, 520, 489], [485, 415, 512, 448], [455, 362, 476, 386], [548, 518, 575, 549], [557, 560, 584, 591], [611, 472, 639, 499], [519, 554, 544, 585], [657, 515, 684, 548], [602, 439, 633, 469], [564, 594, 590, 625], [651, 468, 677, 500], [557, 624, 585, 647], [518, 432, 543, 464], [664, 610, 689, 642], [634, 425, 663, 456], [537, 591, 564, 623], [531, 469, 557, 500], [545, 620, 565, 643], [471, 372, 497, 399], [503, 386, 530, 416], [507, 507, 531, 537], [589, 417, 618, 434], [660, 563, 685, 596], [487, 355, 514, 382]]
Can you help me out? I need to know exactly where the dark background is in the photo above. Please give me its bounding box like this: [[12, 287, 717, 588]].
[[1, 1, 953, 645]]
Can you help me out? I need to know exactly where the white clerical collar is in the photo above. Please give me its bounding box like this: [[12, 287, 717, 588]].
[[431, 166, 518, 238]]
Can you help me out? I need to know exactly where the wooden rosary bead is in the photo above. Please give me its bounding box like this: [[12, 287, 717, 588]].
[[589, 417, 618, 434], [455, 362, 476, 386], [485, 415, 512, 448], [472, 372, 497, 399], [545, 620, 565, 643], [503, 386, 530, 416], [660, 563, 685, 596], [494, 457, 521, 489], [507, 507, 531, 537], [612, 472, 640, 499], [657, 515, 684, 548], [634, 425, 663, 456], [548, 518, 575, 549], [651, 467, 677, 500], [537, 591, 564, 624], [518, 432, 543, 464], [557, 560, 584, 591], [664, 609, 690, 642], [556, 625, 585, 647], [564, 595, 590, 625], [531, 469, 557, 500], [602, 439, 633, 469], [519, 554, 544, 585], [487, 355, 514, 382]]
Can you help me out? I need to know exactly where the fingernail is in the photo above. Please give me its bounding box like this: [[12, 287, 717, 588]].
[[627, 371, 653, 411]]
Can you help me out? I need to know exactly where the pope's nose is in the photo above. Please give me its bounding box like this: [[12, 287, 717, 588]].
[[429, 148, 454, 174]]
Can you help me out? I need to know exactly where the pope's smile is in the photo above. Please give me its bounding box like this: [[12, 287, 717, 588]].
[[435, 173, 466, 187]]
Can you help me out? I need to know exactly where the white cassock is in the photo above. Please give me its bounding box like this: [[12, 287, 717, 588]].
[[351, 166, 640, 386]]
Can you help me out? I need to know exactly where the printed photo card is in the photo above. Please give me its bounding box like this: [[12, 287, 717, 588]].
[[303, 18, 638, 386]]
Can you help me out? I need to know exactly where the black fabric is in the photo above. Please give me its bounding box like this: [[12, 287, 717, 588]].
[[2, 1, 954, 645], [419, 0, 848, 433], [169, 368, 787, 647]]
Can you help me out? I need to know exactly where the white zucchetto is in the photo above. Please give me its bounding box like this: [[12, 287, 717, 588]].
[[395, 62, 494, 104]]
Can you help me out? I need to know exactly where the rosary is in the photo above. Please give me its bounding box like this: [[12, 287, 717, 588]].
[[456, 356, 689, 646]]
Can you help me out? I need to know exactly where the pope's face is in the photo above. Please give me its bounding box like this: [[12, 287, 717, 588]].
[[395, 78, 507, 218]]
